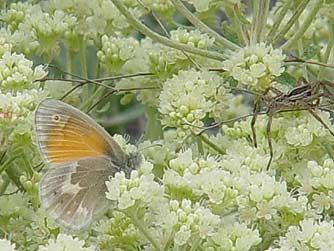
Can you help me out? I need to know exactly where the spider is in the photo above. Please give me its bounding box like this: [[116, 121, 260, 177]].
[[251, 77, 334, 170]]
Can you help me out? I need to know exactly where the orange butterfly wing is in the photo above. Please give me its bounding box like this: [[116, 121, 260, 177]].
[[34, 99, 125, 165]]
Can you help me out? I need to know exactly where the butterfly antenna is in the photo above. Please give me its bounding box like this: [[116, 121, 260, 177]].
[[138, 143, 163, 152]]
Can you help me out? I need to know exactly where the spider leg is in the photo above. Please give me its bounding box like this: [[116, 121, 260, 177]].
[[251, 99, 261, 148], [296, 76, 308, 86], [266, 111, 274, 170], [266, 86, 284, 96], [308, 108, 334, 137]]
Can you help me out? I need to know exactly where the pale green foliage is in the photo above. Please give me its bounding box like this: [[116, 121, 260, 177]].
[[1, 0, 334, 250]]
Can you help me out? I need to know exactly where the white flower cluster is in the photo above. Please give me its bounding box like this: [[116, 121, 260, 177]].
[[1, 3, 76, 57], [167, 199, 220, 246], [0, 89, 47, 141], [171, 28, 215, 49], [0, 50, 46, 91], [38, 234, 97, 251], [0, 2, 32, 31], [97, 35, 139, 74], [237, 172, 307, 222], [205, 222, 261, 251], [164, 149, 238, 206], [284, 112, 332, 147], [105, 160, 164, 210], [267, 219, 334, 251], [159, 70, 228, 137], [0, 239, 16, 251], [223, 43, 285, 91], [296, 159, 334, 214], [185, 0, 241, 12], [141, 0, 174, 16]]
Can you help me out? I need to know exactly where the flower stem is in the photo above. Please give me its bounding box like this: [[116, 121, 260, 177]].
[[317, 21, 334, 79], [144, 106, 163, 141], [128, 212, 162, 251], [111, 0, 225, 61], [251, 0, 270, 44], [196, 133, 225, 155], [281, 0, 323, 50], [170, 0, 240, 50], [267, 1, 292, 41], [271, 0, 311, 44]]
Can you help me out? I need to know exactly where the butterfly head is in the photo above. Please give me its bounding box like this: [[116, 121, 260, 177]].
[[123, 152, 142, 178]]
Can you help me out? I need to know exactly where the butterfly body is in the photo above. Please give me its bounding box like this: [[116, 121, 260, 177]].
[[35, 99, 140, 230]]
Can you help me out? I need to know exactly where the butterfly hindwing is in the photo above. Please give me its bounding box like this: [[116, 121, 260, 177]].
[[39, 156, 117, 230]]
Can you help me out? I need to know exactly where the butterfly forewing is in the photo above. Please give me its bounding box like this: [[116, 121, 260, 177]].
[[34, 99, 126, 165], [35, 99, 130, 230], [39, 156, 117, 230]]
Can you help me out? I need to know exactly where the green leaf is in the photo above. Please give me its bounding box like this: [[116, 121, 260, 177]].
[[303, 44, 321, 60], [275, 72, 296, 86]]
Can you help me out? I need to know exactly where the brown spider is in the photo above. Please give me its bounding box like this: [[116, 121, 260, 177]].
[[251, 77, 334, 170]]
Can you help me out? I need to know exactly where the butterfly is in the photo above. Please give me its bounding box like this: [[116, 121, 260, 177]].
[[34, 99, 141, 231]]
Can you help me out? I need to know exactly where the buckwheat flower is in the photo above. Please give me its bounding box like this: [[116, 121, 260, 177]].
[[237, 172, 308, 223], [223, 43, 285, 92], [18, 6, 77, 59], [0, 37, 12, 57], [0, 2, 33, 31], [105, 160, 164, 210], [284, 111, 331, 147], [0, 239, 17, 251], [164, 149, 239, 207], [208, 222, 261, 251], [168, 199, 220, 246], [38, 234, 97, 251], [0, 50, 47, 92], [267, 219, 334, 251], [95, 211, 141, 250], [171, 28, 214, 49], [297, 159, 334, 192], [141, 0, 174, 17], [97, 35, 139, 74], [159, 69, 228, 137]]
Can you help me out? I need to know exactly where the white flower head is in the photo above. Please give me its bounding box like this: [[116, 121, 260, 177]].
[[0, 239, 16, 251], [223, 43, 285, 92], [38, 234, 97, 251]]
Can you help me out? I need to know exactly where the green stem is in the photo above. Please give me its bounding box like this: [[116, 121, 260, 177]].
[[111, 0, 225, 61], [67, 49, 76, 76], [79, 40, 88, 78], [295, 19, 308, 78], [250, 0, 259, 45], [317, 21, 334, 79], [196, 133, 225, 155], [196, 136, 204, 155], [80, 39, 90, 101], [281, 0, 323, 50], [80, 86, 105, 111], [253, 0, 270, 43], [144, 106, 163, 141], [267, 1, 292, 41], [128, 212, 162, 251], [170, 0, 240, 50], [0, 176, 9, 195], [272, 0, 311, 44], [0, 155, 19, 175]]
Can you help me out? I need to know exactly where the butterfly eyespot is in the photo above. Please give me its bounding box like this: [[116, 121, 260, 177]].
[[52, 114, 61, 122]]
